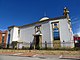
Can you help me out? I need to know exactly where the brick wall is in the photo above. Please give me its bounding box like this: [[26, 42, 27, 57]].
[[0, 30, 8, 48], [0, 31, 2, 45], [3, 31, 8, 48]]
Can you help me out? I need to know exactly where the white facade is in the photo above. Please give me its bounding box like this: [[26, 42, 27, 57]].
[[49, 19, 74, 48], [7, 7, 74, 49], [19, 22, 53, 48], [7, 18, 74, 48], [20, 26, 35, 43], [8, 27, 19, 44]]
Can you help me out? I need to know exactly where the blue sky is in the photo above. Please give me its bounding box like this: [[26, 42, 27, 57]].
[[0, 0, 80, 34]]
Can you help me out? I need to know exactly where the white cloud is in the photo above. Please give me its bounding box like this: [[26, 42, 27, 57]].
[[76, 32, 80, 36]]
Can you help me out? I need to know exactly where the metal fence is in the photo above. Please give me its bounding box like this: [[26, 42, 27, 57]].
[[0, 42, 80, 50]]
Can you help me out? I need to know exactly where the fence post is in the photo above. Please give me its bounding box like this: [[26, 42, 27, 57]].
[[29, 42, 32, 49], [33, 40, 35, 50], [63, 40, 65, 47], [45, 41, 47, 49]]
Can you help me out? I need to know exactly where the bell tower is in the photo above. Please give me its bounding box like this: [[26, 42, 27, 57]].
[[63, 7, 70, 21]]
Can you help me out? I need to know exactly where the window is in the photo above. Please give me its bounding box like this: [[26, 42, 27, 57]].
[[8, 34, 10, 45], [52, 22, 60, 40], [2, 34, 5, 48], [2, 36, 4, 47], [18, 29, 20, 37], [53, 28, 60, 40], [54, 23, 57, 26], [35, 25, 41, 34]]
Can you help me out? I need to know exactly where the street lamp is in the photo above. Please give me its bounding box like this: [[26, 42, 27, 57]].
[[2, 34, 5, 36]]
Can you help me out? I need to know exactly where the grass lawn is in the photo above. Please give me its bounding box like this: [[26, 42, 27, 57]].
[[0, 49, 80, 55]]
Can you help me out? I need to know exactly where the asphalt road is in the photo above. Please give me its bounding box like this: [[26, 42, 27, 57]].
[[0, 55, 77, 60]]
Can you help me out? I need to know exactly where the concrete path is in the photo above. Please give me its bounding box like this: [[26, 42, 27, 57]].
[[0, 55, 74, 60], [59, 55, 80, 60], [0, 52, 80, 60]]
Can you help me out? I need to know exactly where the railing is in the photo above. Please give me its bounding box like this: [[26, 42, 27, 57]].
[[0, 42, 80, 50]]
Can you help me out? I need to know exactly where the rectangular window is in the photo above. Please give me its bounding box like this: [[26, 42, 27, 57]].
[[53, 29, 60, 40], [18, 30, 20, 37], [52, 22, 60, 40], [54, 23, 57, 26]]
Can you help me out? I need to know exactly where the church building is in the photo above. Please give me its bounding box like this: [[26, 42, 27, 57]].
[[7, 7, 74, 49]]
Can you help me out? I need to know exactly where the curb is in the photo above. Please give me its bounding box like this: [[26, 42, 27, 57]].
[[0, 53, 80, 60], [59, 55, 80, 59]]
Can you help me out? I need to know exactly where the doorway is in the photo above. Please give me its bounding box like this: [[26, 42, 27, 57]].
[[34, 35, 42, 49], [35, 35, 39, 49]]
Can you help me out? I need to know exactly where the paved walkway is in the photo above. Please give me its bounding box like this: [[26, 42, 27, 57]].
[[0, 52, 80, 59], [59, 55, 80, 59], [0, 55, 71, 60]]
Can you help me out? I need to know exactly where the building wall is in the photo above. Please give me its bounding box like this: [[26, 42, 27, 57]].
[[3, 31, 8, 48], [20, 26, 35, 43], [19, 22, 53, 48], [59, 19, 70, 43], [50, 20, 61, 48], [41, 22, 53, 48], [7, 27, 19, 44], [8, 28, 14, 44], [12, 27, 19, 41], [49, 18, 74, 48], [0, 31, 2, 44], [8, 19, 74, 48], [19, 26, 35, 48], [0, 30, 8, 48], [59, 19, 74, 48]]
